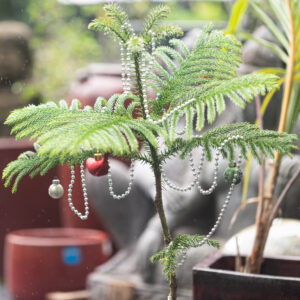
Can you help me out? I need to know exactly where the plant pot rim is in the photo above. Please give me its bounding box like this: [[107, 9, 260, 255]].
[[193, 252, 300, 282], [6, 227, 109, 247]]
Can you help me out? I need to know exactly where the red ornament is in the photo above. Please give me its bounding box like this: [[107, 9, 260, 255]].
[[86, 153, 109, 176]]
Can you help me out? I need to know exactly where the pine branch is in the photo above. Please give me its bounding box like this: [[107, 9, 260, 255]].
[[147, 27, 279, 137], [88, 17, 127, 43], [2, 152, 59, 193], [88, 3, 132, 43], [144, 25, 183, 44], [2, 144, 96, 193], [5, 98, 171, 159], [104, 3, 129, 32], [158, 137, 186, 163], [142, 5, 170, 36], [6, 101, 70, 140], [151, 234, 220, 281], [180, 123, 298, 162]]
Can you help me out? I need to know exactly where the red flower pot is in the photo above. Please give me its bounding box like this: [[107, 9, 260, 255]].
[[0, 138, 61, 277], [5, 228, 112, 300]]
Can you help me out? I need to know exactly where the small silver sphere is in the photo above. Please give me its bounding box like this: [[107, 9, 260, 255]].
[[48, 179, 64, 199]]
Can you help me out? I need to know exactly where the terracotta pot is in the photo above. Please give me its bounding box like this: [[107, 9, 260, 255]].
[[193, 253, 300, 300], [5, 228, 112, 300]]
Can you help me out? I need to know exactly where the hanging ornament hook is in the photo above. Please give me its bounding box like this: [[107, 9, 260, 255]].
[[94, 152, 103, 161]]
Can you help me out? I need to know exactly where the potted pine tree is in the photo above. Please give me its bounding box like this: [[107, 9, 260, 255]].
[[2, 4, 297, 300]]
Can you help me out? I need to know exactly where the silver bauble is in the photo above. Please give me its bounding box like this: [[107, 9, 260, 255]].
[[48, 179, 64, 199]]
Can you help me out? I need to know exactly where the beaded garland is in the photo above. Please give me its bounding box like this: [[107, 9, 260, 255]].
[[67, 163, 89, 220]]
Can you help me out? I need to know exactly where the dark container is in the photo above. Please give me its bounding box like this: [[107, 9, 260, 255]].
[[193, 253, 300, 300], [5, 228, 112, 300]]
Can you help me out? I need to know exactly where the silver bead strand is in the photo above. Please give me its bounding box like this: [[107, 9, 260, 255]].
[[145, 30, 155, 78], [161, 152, 198, 192], [196, 149, 219, 195], [120, 42, 127, 92], [140, 30, 156, 121], [122, 22, 134, 36], [177, 128, 186, 136], [108, 160, 135, 200], [80, 163, 89, 220], [140, 47, 151, 120], [160, 144, 206, 194], [120, 38, 132, 96], [199, 152, 243, 245], [67, 164, 89, 220], [196, 135, 243, 195], [150, 98, 196, 125], [125, 45, 132, 95], [177, 152, 243, 267], [162, 136, 243, 195]]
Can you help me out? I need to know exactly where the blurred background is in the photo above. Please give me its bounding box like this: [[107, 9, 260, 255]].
[[0, 0, 229, 104]]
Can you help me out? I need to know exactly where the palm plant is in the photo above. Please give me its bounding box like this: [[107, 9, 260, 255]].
[[226, 0, 300, 273], [2, 4, 297, 299]]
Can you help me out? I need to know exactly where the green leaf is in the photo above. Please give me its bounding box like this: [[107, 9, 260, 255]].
[[196, 102, 205, 131], [225, 0, 249, 35], [251, 1, 289, 51], [269, 0, 290, 39]]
